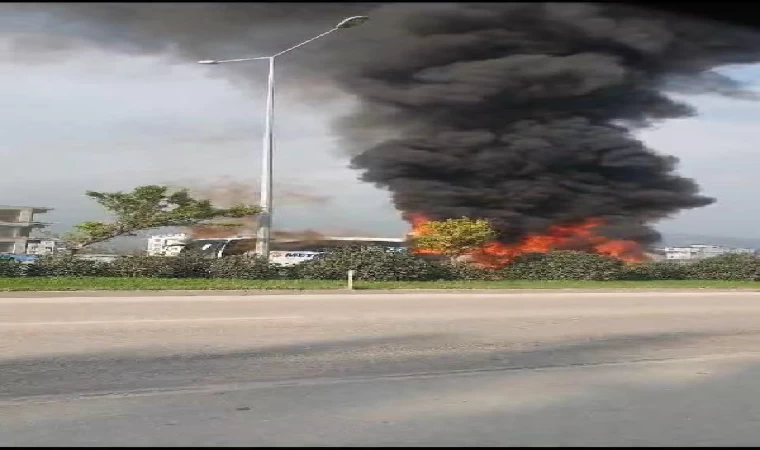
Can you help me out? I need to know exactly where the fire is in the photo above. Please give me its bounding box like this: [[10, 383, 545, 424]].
[[408, 215, 646, 268]]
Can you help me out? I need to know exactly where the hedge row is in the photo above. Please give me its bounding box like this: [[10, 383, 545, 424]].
[[0, 254, 279, 279], [2, 249, 760, 281]]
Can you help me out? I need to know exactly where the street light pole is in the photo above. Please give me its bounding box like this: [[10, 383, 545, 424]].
[[258, 55, 275, 259], [198, 15, 369, 260]]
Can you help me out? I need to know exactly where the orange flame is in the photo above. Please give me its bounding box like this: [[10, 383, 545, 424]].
[[408, 215, 646, 268]]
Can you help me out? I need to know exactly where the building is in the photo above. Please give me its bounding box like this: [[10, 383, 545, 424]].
[[270, 236, 407, 266], [662, 246, 699, 260], [147, 233, 189, 256], [661, 244, 756, 261], [0, 205, 52, 254], [178, 235, 407, 260], [271, 236, 406, 252], [25, 238, 66, 256]]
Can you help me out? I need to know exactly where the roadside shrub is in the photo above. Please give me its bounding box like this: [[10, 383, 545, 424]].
[[207, 255, 282, 280], [13, 249, 760, 282], [447, 263, 503, 280], [501, 251, 623, 281], [105, 255, 174, 278], [105, 254, 211, 278], [26, 255, 109, 277], [617, 261, 688, 280], [296, 246, 454, 281], [0, 257, 25, 277], [169, 253, 214, 278], [685, 254, 760, 281]]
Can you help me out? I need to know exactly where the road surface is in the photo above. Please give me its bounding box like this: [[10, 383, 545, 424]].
[[3, 290, 760, 446]]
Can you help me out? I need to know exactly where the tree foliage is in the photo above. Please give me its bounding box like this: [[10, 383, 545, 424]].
[[65, 185, 260, 251], [412, 217, 496, 263]]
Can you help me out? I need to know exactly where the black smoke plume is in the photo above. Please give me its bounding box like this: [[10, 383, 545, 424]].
[[338, 3, 760, 244], [6, 3, 760, 244]]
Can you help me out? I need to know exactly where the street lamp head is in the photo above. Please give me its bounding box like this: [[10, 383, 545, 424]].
[[335, 16, 369, 29], [197, 60, 219, 65]]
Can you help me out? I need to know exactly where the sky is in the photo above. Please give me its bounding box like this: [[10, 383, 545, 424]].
[[2, 10, 760, 241]]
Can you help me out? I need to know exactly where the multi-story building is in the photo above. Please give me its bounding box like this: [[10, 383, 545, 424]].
[[0, 205, 52, 254], [147, 233, 188, 256]]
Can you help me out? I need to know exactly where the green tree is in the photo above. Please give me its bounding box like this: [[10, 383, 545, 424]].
[[412, 217, 496, 264], [65, 185, 260, 252]]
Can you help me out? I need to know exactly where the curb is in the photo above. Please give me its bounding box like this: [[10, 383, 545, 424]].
[[2, 288, 760, 298]]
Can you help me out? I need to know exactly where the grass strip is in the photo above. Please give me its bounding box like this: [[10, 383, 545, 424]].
[[2, 277, 760, 292]]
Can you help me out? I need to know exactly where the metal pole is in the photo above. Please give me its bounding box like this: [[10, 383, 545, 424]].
[[198, 18, 369, 260], [347, 269, 355, 290], [255, 56, 275, 259]]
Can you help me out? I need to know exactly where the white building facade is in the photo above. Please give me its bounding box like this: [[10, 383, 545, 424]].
[[0, 205, 52, 254], [662, 244, 756, 261], [147, 233, 188, 256], [25, 239, 66, 255]]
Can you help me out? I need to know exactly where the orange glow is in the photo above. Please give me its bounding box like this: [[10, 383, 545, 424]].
[[408, 214, 646, 268]]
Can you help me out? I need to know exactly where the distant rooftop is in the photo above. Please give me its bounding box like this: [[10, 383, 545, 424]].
[[327, 236, 405, 242], [189, 235, 406, 243], [269, 236, 405, 243], [0, 205, 53, 212]]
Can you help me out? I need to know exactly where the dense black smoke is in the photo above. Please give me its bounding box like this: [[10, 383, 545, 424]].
[[338, 3, 760, 244], [6, 3, 760, 244]]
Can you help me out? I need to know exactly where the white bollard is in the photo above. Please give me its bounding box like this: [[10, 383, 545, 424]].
[[347, 269, 355, 290]]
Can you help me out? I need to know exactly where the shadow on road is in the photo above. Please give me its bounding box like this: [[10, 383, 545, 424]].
[[3, 335, 760, 446], [3, 329, 760, 399], [317, 355, 760, 446]]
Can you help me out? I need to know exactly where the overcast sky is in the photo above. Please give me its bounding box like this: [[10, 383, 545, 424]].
[[2, 14, 760, 239]]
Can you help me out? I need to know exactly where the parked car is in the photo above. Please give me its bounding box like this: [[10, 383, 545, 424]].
[[0, 254, 39, 264]]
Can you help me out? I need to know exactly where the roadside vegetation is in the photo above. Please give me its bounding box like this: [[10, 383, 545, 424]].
[[2, 248, 760, 291], [3, 189, 758, 291], [2, 277, 758, 292]]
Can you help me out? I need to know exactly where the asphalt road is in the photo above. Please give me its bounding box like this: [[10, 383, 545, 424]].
[[3, 290, 760, 446]]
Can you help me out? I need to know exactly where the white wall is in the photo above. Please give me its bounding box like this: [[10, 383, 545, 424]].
[[147, 233, 188, 256]]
